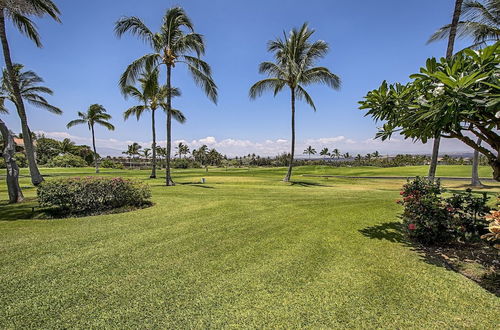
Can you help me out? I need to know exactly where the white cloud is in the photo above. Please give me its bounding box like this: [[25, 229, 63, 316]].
[[35, 130, 478, 157]]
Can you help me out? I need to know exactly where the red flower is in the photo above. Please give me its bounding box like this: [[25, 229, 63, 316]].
[[408, 223, 416, 230], [400, 191, 404, 195]]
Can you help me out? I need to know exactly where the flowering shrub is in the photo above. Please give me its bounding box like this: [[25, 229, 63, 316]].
[[398, 177, 489, 244], [37, 177, 151, 215], [482, 209, 500, 249]]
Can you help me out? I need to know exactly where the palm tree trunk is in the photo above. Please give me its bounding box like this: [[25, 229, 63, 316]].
[[150, 109, 157, 178], [471, 138, 483, 187], [0, 9, 43, 186], [284, 87, 296, 182], [0, 118, 23, 203], [428, 0, 463, 181], [165, 64, 175, 186], [91, 125, 99, 173]]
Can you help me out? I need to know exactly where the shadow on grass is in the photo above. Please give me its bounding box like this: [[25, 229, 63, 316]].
[[178, 182, 215, 189], [289, 181, 330, 188], [360, 221, 499, 297], [0, 198, 40, 221]]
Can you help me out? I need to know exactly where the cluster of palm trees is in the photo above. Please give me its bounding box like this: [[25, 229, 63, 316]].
[[1, 1, 498, 202], [303, 146, 379, 161]]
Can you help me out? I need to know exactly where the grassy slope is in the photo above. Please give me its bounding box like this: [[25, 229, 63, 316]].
[[0, 166, 498, 328]]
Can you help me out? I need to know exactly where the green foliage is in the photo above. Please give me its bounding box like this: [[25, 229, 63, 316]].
[[13, 152, 27, 167], [399, 177, 489, 244], [101, 158, 125, 169], [37, 177, 151, 215], [171, 158, 201, 169], [359, 43, 500, 179], [46, 154, 87, 168]]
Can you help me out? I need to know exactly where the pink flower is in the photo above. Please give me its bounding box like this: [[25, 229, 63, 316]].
[[408, 223, 416, 231]]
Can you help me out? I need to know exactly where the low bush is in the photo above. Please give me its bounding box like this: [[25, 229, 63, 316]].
[[37, 177, 151, 215], [101, 158, 125, 169], [171, 158, 201, 169], [398, 177, 489, 244], [46, 154, 87, 167]]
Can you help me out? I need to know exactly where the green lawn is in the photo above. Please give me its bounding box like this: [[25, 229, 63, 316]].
[[0, 166, 499, 328]]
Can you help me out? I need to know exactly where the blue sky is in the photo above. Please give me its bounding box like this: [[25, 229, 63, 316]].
[[1, 0, 474, 156]]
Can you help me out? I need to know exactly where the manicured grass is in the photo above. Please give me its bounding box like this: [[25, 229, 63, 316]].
[[0, 166, 499, 327]]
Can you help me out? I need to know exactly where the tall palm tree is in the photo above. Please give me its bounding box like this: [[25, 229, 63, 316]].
[[320, 147, 329, 159], [123, 67, 185, 178], [0, 0, 60, 185], [156, 146, 166, 168], [427, 0, 464, 181], [250, 23, 341, 181], [303, 145, 316, 159], [142, 147, 151, 161], [343, 152, 351, 159], [66, 104, 115, 173], [331, 148, 341, 159], [115, 6, 217, 186], [429, 0, 500, 48], [0, 64, 61, 115]]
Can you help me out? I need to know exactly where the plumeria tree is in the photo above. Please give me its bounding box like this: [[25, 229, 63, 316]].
[[359, 43, 500, 181]]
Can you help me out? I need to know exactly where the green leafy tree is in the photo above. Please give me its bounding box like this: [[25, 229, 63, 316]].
[[359, 43, 500, 181], [123, 67, 185, 178], [59, 138, 74, 154], [116, 6, 217, 186], [250, 23, 341, 182], [0, 0, 60, 185], [67, 104, 115, 173], [303, 145, 316, 159]]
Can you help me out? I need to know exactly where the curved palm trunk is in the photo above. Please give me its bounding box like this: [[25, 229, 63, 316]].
[[471, 138, 483, 187], [0, 118, 23, 203], [91, 125, 99, 173], [0, 9, 43, 186], [428, 0, 463, 181], [150, 109, 157, 178], [284, 88, 296, 182], [165, 64, 175, 186]]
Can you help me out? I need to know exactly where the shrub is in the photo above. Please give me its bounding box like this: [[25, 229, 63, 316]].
[[398, 177, 489, 244], [46, 154, 87, 167], [14, 153, 28, 167], [37, 177, 151, 215], [482, 210, 500, 249], [101, 158, 125, 169], [171, 158, 201, 169]]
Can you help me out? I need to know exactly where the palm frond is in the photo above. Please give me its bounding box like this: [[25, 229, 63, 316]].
[[9, 12, 41, 47], [115, 16, 155, 47], [123, 105, 148, 121], [95, 120, 115, 131], [187, 63, 218, 104], [66, 119, 86, 129], [301, 67, 341, 90], [249, 78, 286, 99], [119, 53, 161, 90], [296, 85, 317, 111]]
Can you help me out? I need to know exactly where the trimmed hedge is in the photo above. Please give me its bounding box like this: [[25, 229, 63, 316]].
[[46, 154, 87, 167], [37, 177, 151, 215]]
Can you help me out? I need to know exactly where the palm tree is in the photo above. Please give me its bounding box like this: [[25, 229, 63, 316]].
[[59, 138, 74, 154], [175, 142, 190, 159], [250, 23, 341, 181], [66, 104, 115, 173], [428, 0, 499, 48], [372, 150, 380, 158], [0, 0, 60, 185], [427, 0, 465, 181], [320, 147, 329, 159], [116, 6, 217, 186], [331, 148, 340, 159], [303, 146, 316, 159], [156, 146, 166, 168], [123, 67, 185, 178], [343, 152, 351, 159], [142, 148, 151, 161]]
